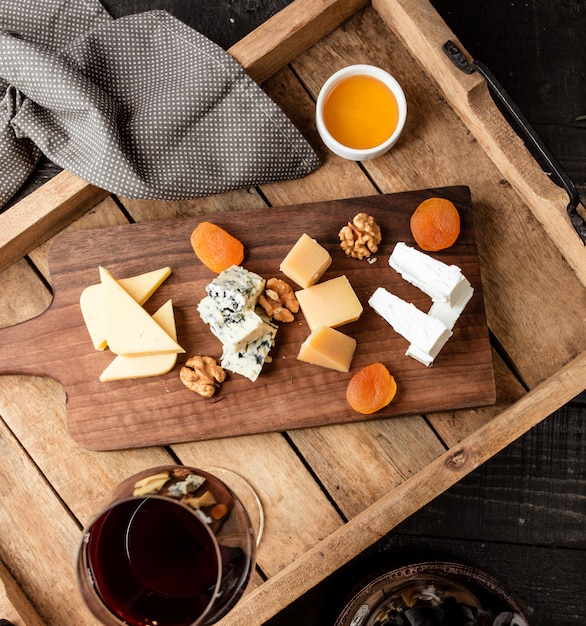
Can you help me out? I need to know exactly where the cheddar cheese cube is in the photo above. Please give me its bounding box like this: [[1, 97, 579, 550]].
[[296, 275, 362, 331], [297, 325, 356, 372], [280, 233, 332, 289]]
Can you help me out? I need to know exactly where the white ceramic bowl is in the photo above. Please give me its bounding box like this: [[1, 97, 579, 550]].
[[316, 64, 407, 161]]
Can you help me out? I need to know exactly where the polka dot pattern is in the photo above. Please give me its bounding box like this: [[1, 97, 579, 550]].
[[0, 0, 320, 206]]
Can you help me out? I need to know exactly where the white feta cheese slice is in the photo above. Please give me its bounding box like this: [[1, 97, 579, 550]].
[[369, 287, 452, 356], [205, 265, 265, 314], [197, 296, 265, 350], [427, 279, 474, 330], [389, 242, 469, 305], [406, 282, 474, 366], [406, 339, 450, 367], [221, 318, 278, 382]]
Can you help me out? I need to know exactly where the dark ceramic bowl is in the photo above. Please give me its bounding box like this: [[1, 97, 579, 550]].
[[334, 561, 533, 626]]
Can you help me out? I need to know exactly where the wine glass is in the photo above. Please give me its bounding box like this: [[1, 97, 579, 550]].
[[76, 465, 259, 626]]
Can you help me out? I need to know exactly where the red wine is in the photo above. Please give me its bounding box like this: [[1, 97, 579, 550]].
[[86, 497, 220, 626]]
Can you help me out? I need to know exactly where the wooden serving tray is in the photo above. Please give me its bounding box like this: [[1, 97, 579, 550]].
[[0, 186, 494, 450], [2, 2, 586, 625]]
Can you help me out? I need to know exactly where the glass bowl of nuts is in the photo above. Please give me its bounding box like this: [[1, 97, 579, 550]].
[[334, 561, 533, 626]]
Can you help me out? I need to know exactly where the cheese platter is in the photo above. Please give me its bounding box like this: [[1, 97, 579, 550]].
[[0, 186, 495, 450]]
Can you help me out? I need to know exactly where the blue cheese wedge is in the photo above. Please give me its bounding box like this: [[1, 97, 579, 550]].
[[200, 266, 277, 381], [220, 318, 278, 382], [389, 242, 470, 305], [205, 265, 265, 314], [197, 296, 265, 350], [369, 287, 452, 357]]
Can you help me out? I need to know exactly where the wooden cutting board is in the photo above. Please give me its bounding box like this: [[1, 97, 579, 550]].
[[0, 186, 495, 450]]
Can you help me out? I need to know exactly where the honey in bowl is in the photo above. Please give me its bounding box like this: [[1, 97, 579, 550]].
[[322, 74, 400, 150], [316, 64, 407, 161]]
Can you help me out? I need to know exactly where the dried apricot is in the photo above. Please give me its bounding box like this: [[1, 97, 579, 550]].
[[410, 197, 460, 251], [190, 221, 244, 273], [346, 362, 397, 415]]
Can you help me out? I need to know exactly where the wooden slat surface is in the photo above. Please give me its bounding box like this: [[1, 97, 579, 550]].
[[222, 349, 586, 625], [1, 1, 585, 624]]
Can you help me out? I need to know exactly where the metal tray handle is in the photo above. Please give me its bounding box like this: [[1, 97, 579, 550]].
[[443, 40, 586, 245]]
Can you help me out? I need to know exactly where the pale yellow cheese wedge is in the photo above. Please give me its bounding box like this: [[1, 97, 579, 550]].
[[297, 325, 356, 372], [99, 266, 184, 356], [80, 267, 171, 350], [80, 284, 109, 350], [117, 267, 171, 305], [280, 233, 332, 288], [99, 300, 178, 381], [296, 275, 363, 331]]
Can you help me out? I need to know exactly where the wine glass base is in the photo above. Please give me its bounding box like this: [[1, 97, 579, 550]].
[[202, 467, 264, 546]]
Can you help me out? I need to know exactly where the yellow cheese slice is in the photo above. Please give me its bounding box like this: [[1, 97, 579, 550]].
[[99, 266, 184, 356], [279, 233, 332, 288], [80, 284, 109, 350], [296, 275, 363, 331], [99, 300, 178, 381], [117, 267, 171, 305], [297, 325, 356, 372], [80, 267, 171, 350]]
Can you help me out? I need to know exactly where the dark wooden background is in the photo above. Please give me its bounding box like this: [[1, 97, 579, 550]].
[[9, 1, 585, 624]]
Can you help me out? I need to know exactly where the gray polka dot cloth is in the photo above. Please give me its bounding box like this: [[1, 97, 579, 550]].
[[0, 0, 320, 207]]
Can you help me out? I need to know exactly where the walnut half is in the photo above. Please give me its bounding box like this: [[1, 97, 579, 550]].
[[180, 356, 226, 397], [258, 278, 299, 323], [339, 213, 382, 259]]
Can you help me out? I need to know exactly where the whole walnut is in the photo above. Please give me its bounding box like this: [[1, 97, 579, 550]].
[[180, 356, 226, 397], [339, 213, 382, 259]]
